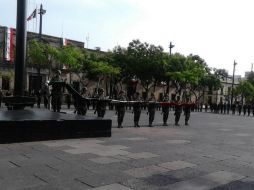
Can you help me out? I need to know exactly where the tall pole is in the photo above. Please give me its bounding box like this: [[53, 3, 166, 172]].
[[169, 42, 174, 55], [231, 60, 237, 106], [39, 4, 43, 40], [14, 0, 27, 96]]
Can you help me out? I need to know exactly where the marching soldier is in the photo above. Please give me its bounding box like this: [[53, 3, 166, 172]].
[[80, 87, 88, 115], [116, 90, 126, 128], [238, 103, 242, 115], [183, 97, 192, 126], [162, 93, 170, 126], [226, 102, 230, 114], [247, 103, 251, 116], [148, 93, 156, 127], [49, 70, 63, 112], [133, 92, 142, 127], [243, 104, 247, 116], [232, 102, 236, 115], [174, 96, 182, 126], [95, 88, 107, 118]]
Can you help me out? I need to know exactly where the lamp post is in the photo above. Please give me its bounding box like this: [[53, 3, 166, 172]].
[[169, 42, 174, 55], [231, 60, 237, 106]]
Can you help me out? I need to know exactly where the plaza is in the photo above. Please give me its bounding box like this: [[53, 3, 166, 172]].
[[1, 109, 254, 190]]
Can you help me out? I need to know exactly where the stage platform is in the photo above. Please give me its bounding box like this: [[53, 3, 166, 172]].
[[0, 109, 111, 143]]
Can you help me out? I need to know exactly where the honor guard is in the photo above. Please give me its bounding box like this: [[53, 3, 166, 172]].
[[95, 88, 107, 118], [183, 98, 192, 126], [116, 90, 126, 128], [49, 70, 63, 112], [80, 87, 88, 115], [148, 93, 156, 127], [162, 94, 170, 126], [174, 96, 182, 126], [133, 92, 142, 127]]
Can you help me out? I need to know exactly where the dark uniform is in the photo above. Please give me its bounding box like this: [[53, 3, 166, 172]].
[[96, 88, 107, 118], [162, 94, 170, 126], [247, 104, 251, 116], [232, 103, 236, 114], [238, 104, 242, 115], [174, 96, 182, 126], [183, 98, 192, 126], [243, 104, 247, 116], [79, 87, 88, 115], [116, 91, 126, 128], [148, 93, 156, 127], [133, 92, 142, 127], [49, 70, 63, 112], [226, 102, 230, 114]]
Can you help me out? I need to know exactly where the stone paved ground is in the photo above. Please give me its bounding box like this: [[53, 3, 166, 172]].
[[1, 108, 254, 190]]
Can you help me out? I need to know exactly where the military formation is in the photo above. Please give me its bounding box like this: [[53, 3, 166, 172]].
[[39, 70, 254, 128]]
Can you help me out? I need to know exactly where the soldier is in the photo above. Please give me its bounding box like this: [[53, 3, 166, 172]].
[[147, 93, 156, 127], [183, 97, 192, 126], [247, 103, 251, 116], [95, 88, 107, 118], [238, 103, 242, 115], [49, 70, 63, 112], [133, 92, 142, 127], [243, 103, 247, 116], [162, 93, 170, 126], [174, 96, 182, 126], [80, 87, 88, 115], [223, 102, 227, 114], [232, 102, 236, 115], [226, 102, 230, 114], [116, 90, 126, 128]]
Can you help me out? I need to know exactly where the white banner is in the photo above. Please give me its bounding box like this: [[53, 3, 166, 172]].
[[5, 28, 14, 63]]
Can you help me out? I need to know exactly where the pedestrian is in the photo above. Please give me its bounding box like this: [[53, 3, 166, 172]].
[[66, 94, 71, 109], [174, 96, 182, 126], [238, 103, 242, 115], [147, 93, 156, 127], [226, 102, 230, 114], [162, 93, 170, 126], [133, 92, 142, 127], [116, 90, 126, 128]]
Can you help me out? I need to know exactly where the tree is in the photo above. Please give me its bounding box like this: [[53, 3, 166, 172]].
[[58, 45, 82, 83], [27, 39, 48, 91], [234, 81, 254, 103], [247, 72, 254, 86], [125, 39, 165, 99]]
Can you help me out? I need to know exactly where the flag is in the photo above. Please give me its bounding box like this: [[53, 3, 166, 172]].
[[27, 9, 37, 21], [5, 28, 14, 63], [62, 38, 69, 46]]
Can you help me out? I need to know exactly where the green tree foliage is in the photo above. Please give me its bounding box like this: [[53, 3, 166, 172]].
[[235, 81, 254, 103], [247, 72, 254, 86]]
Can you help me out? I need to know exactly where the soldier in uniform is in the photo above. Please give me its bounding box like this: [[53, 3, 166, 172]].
[[232, 102, 236, 114], [49, 70, 63, 112], [226, 102, 230, 114], [247, 103, 251, 116], [174, 96, 182, 126], [183, 97, 192, 126], [78, 87, 88, 115], [116, 90, 126, 128], [162, 93, 170, 126], [95, 88, 107, 118], [148, 93, 156, 127], [243, 103, 247, 116], [238, 103, 242, 115], [133, 92, 142, 127]]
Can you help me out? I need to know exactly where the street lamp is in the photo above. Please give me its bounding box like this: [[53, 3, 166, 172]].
[[169, 42, 174, 55], [231, 60, 237, 106]]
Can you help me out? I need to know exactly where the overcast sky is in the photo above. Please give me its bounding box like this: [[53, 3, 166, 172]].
[[1, 0, 254, 76]]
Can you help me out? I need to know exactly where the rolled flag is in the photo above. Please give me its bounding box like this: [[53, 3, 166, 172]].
[[27, 9, 37, 21]]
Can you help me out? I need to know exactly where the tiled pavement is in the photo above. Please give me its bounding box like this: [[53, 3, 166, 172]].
[[1, 110, 254, 189]]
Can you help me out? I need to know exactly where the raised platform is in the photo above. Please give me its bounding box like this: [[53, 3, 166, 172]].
[[0, 109, 111, 143]]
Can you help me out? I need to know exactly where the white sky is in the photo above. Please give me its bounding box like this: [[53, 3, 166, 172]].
[[1, 0, 254, 76]]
